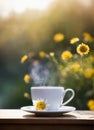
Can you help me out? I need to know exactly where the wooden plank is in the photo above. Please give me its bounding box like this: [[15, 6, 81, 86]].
[[0, 110, 94, 130]]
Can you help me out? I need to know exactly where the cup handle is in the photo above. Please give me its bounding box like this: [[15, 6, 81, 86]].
[[61, 89, 75, 106]]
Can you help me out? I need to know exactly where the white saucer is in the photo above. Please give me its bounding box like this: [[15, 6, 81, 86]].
[[21, 106, 76, 116]]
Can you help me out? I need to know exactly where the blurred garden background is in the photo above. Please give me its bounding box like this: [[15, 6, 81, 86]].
[[0, 0, 94, 110]]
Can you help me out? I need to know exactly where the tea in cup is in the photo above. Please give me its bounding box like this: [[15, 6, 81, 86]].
[[31, 86, 75, 111]]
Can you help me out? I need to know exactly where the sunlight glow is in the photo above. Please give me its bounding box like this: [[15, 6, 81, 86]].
[[13, 0, 53, 13], [79, 0, 91, 7], [0, 0, 53, 17]]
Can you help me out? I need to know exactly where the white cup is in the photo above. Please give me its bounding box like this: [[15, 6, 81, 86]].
[[31, 86, 75, 110]]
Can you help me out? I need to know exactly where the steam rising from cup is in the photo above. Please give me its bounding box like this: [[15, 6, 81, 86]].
[[30, 60, 50, 86]]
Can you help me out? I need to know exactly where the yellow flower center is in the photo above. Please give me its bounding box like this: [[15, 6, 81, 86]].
[[80, 46, 87, 52]]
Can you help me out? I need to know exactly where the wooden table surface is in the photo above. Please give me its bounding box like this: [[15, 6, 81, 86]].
[[0, 109, 94, 130]]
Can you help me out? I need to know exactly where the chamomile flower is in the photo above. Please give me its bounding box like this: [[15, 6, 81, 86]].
[[76, 43, 90, 56], [84, 68, 94, 78], [71, 62, 80, 72], [54, 33, 64, 42], [35, 99, 48, 110], [21, 55, 28, 63], [70, 37, 79, 44], [83, 32, 94, 42], [39, 51, 47, 58], [24, 74, 31, 83], [87, 99, 94, 110], [61, 50, 73, 60], [24, 92, 30, 99], [49, 52, 55, 57]]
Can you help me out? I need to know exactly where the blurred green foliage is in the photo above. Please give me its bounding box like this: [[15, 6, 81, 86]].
[[0, 0, 94, 109]]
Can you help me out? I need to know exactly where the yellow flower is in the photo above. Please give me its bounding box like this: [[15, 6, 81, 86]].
[[76, 43, 90, 56], [54, 33, 64, 42], [71, 62, 80, 72], [61, 51, 73, 60], [39, 51, 46, 58], [70, 37, 79, 44], [49, 52, 55, 57], [84, 68, 94, 78], [35, 100, 47, 110], [87, 99, 94, 110], [21, 55, 28, 63], [24, 74, 31, 83], [24, 92, 30, 99], [83, 32, 94, 42]]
